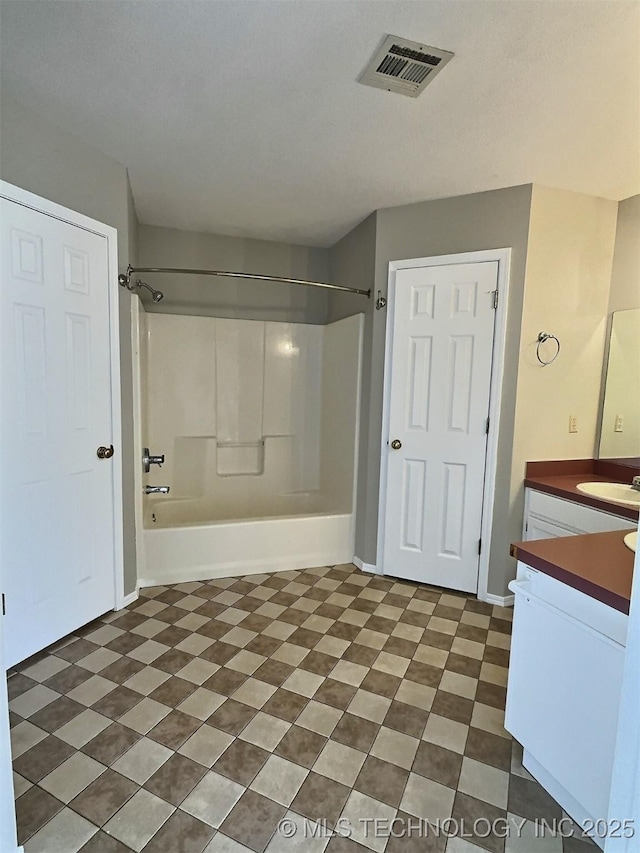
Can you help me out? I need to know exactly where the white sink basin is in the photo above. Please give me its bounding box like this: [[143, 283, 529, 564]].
[[576, 482, 640, 506], [624, 532, 637, 553]]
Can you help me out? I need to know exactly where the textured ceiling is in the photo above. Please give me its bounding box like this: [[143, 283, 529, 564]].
[[2, 1, 639, 246]]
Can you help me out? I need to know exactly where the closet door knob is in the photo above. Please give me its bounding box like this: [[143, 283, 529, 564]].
[[97, 445, 114, 459], [391, 439, 402, 450]]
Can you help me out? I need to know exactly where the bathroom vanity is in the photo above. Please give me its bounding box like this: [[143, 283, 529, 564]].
[[506, 532, 634, 847], [506, 459, 638, 848]]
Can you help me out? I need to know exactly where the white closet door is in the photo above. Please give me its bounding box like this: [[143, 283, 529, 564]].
[[1, 195, 118, 667], [383, 262, 497, 593]]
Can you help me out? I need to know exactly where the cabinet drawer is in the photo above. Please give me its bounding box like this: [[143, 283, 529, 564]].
[[526, 490, 636, 535]]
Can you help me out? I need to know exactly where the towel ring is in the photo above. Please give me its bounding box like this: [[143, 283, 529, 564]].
[[536, 332, 560, 366]]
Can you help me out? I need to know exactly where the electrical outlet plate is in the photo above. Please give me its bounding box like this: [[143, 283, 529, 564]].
[[614, 415, 624, 433], [569, 415, 578, 434]]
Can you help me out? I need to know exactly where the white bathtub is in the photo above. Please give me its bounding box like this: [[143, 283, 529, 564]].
[[140, 497, 355, 586]]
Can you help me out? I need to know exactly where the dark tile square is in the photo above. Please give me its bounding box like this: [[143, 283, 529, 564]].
[[360, 670, 401, 700], [53, 639, 99, 664], [452, 792, 507, 853], [275, 725, 326, 768], [241, 614, 273, 633], [199, 641, 240, 665], [483, 646, 510, 668], [341, 644, 378, 667], [202, 667, 247, 697], [153, 649, 194, 675], [154, 605, 189, 624], [112, 611, 147, 631], [79, 831, 133, 852], [194, 601, 227, 619], [326, 622, 360, 642], [92, 685, 143, 720], [291, 771, 351, 825], [99, 657, 146, 685], [154, 626, 191, 647], [214, 739, 270, 786], [82, 723, 141, 765], [144, 753, 207, 805], [287, 628, 323, 649], [149, 676, 198, 707], [253, 659, 294, 687], [445, 653, 482, 679], [105, 632, 147, 656], [7, 673, 37, 701], [206, 699, 257, 735], [220, 789, 286, 853], [476, 680, 507, 710], [43, 664, 94, 694], [299, 651, 337, 676], [354, 755, 409, 808], [382, 700, 428, 738], [508, 774, 563, 823], [457, 623, 489, 643], [383, 636, 418, 659], [413, 740, 462, 789], [142, 808, 215, 853], [244, 635, 282, 657], [262, 688, 309, 722], [70, 768, 138, 825], [404, 660, 443, 688], [148, 710, 201, 750], [363, 616, 396, 636], [331, 712, 379, 752], [431, 690, 474, 725], [29, 696, 85, 733], [464, 727, 512, 772], [399, 610, 431, 628], [279, 608, 309, 626], [313, 678, 358, 709], [13, 735, 76, 782], [15, 785, 64, 844]]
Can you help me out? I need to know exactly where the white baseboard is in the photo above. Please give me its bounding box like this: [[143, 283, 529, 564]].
[[353, 556, 381, 575], [483, 592, 514, 608], [121, 589, 139, 608]]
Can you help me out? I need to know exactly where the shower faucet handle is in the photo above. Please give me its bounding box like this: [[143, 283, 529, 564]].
[[143, 448, 165, 473]]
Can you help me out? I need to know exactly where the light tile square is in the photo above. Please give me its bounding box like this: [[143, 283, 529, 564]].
[[175, 633, 215, 656], [118, 697, 171, 734], [340, 790, 395, 853], [24, 806, 98, 852], [372, 652, 409, 678], [22, 656, 69, 683], [131, 618, 166, 638], [439, 670, 478, 700], [459, 756, 510, 808], [295, 700, 342, 736], [282, 669, 324, 698], [181, 770, 245, 827], [39, 752, 105, 802], [56, 709, 111, 748], [178, 687, 226, 721], [10, 720, 48, 758], [470, 702, 509, 740], [400, 772, 456, 819], [66, 676, 118, 707], [227, 650, 267, 675], [9, 684, 59, 718], [370, 727, 419, 770], [111, 736, 173, 784], [177, 658, 220, 684], [394, 680, 436, 711], [231, 678, 278, 709], [330, 660, 368, 686], [313, 739, 366, 786], [271, 643, 309, 667], [422, 713, 469, 754], [179, 724, 234, 767], [239, 711, 290, 750], [103, 788, 174, 850], [347, 689, 391, 723], [124, 666, 170, 696], [250, 755, 308, 806], [263, 621, 297, 640], [313, 636, 350, 657], [127, 640, 170, 664], [76, 648, 121, 673]]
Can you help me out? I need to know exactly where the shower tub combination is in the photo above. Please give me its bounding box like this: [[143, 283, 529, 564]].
[[137, 311, 363, 585]]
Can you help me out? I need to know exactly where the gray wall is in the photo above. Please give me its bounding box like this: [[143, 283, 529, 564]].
[[329, 186, 533, 597], [137, 225, 331, 324], [1, 93, 139, 596]]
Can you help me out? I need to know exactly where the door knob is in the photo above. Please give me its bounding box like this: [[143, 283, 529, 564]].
[[390, 439, 402, 450], [97, 445, 114, 459]]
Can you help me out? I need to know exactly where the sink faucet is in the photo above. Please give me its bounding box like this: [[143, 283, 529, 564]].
[[145, 485, 170, 495], [631, 476, 640, 492]]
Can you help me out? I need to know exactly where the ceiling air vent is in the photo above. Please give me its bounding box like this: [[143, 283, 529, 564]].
[[360, 35, 454, 98]]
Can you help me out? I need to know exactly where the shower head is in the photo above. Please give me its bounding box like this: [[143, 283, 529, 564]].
[[134, 279, 164, 303]]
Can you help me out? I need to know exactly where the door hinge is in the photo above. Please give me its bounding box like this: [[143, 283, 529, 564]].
[[1, 593, 5, 616], [478, 539, 482, 555], [491, 289, 498, 309], [485, 417, 490, 434]]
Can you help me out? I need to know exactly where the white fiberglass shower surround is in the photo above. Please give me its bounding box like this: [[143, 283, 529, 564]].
[[136, 309, 363, 585]]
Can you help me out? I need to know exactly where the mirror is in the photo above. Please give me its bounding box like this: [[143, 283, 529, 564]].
[[598, 307, 640, 466]]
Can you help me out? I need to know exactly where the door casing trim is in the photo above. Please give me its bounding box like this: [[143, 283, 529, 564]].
[[377, 248, 512, 602], [0, 180, 125, 610]]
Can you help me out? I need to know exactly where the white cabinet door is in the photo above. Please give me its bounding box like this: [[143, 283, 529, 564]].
[[383, 262, 498, 593], [506, 582, 624, 823], [1, 194, 119, 667]]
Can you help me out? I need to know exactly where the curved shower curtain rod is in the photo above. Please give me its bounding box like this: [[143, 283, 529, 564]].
[[118, 265, 371, 299]]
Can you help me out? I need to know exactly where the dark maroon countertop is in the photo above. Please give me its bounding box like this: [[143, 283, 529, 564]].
[[511, 531, 635, 614], [524, 459, 640, 522]]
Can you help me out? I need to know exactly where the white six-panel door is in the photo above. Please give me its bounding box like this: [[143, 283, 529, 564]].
[[1, 192, 119, 668], [382, 261, 498, 593]]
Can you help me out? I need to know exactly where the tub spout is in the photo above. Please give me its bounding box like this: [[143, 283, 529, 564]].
[[145, 485, 170, 495]]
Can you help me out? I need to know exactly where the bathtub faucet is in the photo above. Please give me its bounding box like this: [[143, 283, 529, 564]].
[[145, 485, 170, 495]]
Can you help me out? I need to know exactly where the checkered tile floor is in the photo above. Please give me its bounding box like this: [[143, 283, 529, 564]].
[[8, 564, 597, 852]]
